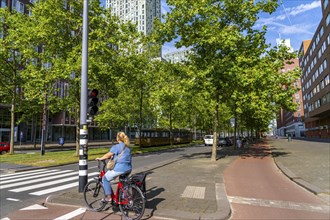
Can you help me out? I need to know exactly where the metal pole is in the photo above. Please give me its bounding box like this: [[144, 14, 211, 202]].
[[79, 0, 89, 193], [40, 93, 47, 155]]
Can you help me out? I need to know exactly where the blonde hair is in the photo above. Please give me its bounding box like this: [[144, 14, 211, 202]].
[[117, 131, 130, 147]]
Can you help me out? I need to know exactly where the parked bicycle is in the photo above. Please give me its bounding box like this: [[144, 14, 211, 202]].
[[83, 160, 146, 220]]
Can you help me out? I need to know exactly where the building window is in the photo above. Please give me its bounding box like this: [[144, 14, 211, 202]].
[[323, 59, 328, 70], [320, 79, 325, 89], [325, 75, 330, 86], [324, 0, 329, 9], [326, 13, 330, 26]]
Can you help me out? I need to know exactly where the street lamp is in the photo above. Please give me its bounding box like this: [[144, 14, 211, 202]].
[[79, 0, 89, 193]]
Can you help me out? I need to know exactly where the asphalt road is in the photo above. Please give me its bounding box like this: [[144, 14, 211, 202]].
[[0, 145, 210, 219]]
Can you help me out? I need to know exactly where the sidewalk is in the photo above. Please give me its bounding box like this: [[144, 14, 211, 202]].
[[268, 137, 330, 204], [2, 138, 329, 219], [43, 147, 238, 220]]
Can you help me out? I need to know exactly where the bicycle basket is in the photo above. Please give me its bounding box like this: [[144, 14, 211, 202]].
[[129, 173, 146, 196]]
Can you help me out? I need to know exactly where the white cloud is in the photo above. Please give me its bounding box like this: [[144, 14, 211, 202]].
[[284, 1, 321, 17], [279, 24, 314, 35]]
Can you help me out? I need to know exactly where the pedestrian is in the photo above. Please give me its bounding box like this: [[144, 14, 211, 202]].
[[236, 137, 241, 149], [95, 131, 132, 203]]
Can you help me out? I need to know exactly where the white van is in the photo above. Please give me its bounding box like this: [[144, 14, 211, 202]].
[[204, 135, 214, 146]]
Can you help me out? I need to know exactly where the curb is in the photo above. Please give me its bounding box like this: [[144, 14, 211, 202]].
[[273, 158, 330, 205]]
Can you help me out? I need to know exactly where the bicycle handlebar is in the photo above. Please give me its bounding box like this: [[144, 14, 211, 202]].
[[97, 159, 107, 171]]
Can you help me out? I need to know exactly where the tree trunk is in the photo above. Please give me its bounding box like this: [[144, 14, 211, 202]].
[[211, 101, 219, 162], [9, 102, 15, 154], [233, 105, 238, 148], [40, 92, 47, 155]]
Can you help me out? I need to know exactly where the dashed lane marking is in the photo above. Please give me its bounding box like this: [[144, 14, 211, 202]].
[[6, 198, 21, 202], [228, 196, 330, 213]]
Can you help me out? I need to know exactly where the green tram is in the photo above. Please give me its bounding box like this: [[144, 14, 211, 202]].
[[134, 128, 192, 147]]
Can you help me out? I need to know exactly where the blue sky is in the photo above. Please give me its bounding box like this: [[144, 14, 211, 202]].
[[161, 0, 323, 54]]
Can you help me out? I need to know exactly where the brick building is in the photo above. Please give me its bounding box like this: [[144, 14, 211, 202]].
[[299, 0, 330, 140]]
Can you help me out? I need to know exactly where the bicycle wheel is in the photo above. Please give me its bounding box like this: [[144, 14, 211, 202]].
[[119, 184, 145, 220], [83, 179, 106, 211]]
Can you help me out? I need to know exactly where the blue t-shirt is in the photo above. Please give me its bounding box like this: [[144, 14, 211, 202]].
[[110, 142, 132, 173]]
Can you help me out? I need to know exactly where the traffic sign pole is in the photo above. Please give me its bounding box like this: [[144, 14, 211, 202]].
[[79, 0, 89, 193]]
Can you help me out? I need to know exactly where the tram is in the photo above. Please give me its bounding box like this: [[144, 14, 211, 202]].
[[134, 128, 192, 147]]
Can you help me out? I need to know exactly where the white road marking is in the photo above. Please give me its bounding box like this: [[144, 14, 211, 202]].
[[0, 169, 50, 180], [1, 170, 71, 184], [181, 186, 205, 199], [30, 182, 79, 196], [6, 198, 22, 202], [53, 208, 86, 220], [1, 217, 11, 220], [29, 173, 98, 196], [0, 172, 76, 189], [10, 176, 78, 192], [20, 204, 48, 210], [228, 196, 330, 213]]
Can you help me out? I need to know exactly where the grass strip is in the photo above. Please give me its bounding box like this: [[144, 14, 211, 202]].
[[0, 142, 201, 167]]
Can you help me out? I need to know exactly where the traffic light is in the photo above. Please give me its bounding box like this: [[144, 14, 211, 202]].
[[87, 89, 99, 116]]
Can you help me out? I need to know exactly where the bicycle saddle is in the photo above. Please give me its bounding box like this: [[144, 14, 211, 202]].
[[119, 170, 131, 181]]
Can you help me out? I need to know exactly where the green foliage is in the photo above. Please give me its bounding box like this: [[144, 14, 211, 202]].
[[1, 0, 301, 155]]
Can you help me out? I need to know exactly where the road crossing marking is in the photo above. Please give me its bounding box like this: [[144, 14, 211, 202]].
[[0, 171, 75, 189], [1, 169, 100, 197], [29, 172, 99, 196], [1, 170, 71, 184], [53, 208, 86, 220], [10, 176, 78, 192], [228, 196, 330, 213], [0, 169, 50, 180]]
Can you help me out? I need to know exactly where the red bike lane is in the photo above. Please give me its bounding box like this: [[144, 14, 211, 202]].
[[223, 142, 329, 220]]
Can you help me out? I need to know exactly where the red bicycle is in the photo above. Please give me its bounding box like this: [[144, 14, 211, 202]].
[[83, 160, 146, 220]]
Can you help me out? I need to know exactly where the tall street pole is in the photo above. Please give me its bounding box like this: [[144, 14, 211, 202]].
[[79, 0, 89, 193]]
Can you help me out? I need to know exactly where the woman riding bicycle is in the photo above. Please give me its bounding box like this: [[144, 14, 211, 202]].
[[96, 131, 132, 203]]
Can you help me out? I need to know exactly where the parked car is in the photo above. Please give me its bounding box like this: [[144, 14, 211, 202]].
[[0, 142, 10, 154], [218, 137, 227, 147], [204, 135, 213, 146], [204, 135, 225, 147]]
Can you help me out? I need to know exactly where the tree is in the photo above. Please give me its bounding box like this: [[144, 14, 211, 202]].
[[0, 8, 28, 154], [155, 0, 299, 160]]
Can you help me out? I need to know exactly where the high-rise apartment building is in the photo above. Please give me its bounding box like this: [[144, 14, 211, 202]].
[[106, 0, 161, 36], [163, 49, 192, 63], [276, 58, 305, 138], [299, 0, 330, 140]]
